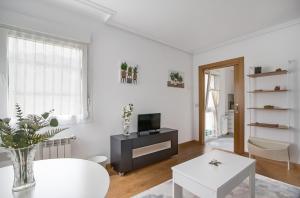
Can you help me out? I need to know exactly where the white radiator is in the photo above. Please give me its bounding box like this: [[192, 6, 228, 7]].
[[35, 136, 76, 160]]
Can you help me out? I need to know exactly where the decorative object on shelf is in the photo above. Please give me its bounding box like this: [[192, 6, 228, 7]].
[[274, 86, 281, 91], [209, 159, 222, 166], [167, 71, 184, 88], [275, 68, 282, 72], [0, 104, 67, 192], [254, 66, 262, 74], [264, 105, 274, 109], [121, 104, 134, 136], [120, 62, 139, 85]]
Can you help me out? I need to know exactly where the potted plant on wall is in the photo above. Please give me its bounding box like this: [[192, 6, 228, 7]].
[[127, 66, 133, 83], [168, 71, 184, 88], [178, 75, 183, 85], [172, 72, 179, 85], [133, 66, 138, 84], [120, 62, 128, 83], [0, 104, 67, 192], [170, 72, 175, 84]]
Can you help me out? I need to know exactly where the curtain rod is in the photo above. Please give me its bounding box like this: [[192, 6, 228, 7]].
[[0, 24, 88, 45]]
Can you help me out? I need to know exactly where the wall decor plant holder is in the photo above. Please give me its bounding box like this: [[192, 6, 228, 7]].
[[120, 62, 128, 83], [120, 61, 139, 85], [167, 70, 184, 88]]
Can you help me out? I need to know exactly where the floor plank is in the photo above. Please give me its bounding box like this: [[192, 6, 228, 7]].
[[107, 141, 300, 198]]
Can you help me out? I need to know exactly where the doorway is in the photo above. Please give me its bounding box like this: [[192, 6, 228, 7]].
[[198, 57, 245, 154], [204, 67, 235, 152]]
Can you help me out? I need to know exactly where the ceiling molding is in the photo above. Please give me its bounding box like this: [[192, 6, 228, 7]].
[[192, 17, 300, 55], [73, 0, 116, 21], [105, 19, 192, 55], [69, 0, 192, 54]]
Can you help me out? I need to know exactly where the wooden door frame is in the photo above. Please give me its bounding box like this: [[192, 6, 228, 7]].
[[198, 57, 245, 154]]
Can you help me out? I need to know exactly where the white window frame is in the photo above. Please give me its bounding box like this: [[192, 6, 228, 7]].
[[0, 25, 89, 124]]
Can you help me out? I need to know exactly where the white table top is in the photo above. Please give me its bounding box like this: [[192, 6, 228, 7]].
[[0, 158, 110, 198], [172, 150, 255, 190]]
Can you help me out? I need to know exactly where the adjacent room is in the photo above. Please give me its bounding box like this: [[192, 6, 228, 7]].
[[0, 0, 300, 198], [205, 67, 235, 152]]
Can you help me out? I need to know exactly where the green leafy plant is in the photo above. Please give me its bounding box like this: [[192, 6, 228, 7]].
[[133, 66, 138, 74], [0, 104, 67, 149], [173, 72, 180, 80], [170, 72, 183, 83], [121, 62, 128, 71], [178, 75, 183, 83], [127, 66, 133, 75], [170, 72, 176, 81]]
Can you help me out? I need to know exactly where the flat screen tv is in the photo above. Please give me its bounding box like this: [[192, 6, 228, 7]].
[[138, 113, 161, 132]]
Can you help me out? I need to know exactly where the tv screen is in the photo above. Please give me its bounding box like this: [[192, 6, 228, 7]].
[[138, 113, 161, 131]]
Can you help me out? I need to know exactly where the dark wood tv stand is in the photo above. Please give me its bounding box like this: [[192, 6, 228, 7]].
[[110, 128, 178, 175]]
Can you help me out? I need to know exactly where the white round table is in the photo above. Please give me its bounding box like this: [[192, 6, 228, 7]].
[[0, 158, 110, 198]]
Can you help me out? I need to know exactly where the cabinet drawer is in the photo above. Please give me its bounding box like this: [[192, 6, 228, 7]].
[[132, 132, 174, 149]]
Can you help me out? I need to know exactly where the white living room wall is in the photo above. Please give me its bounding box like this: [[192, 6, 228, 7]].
[[0, 0, 193, 160], [193, 21, 300, 163]]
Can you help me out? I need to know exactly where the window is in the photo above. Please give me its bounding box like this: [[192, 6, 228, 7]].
[[0, 28, 88, 123]]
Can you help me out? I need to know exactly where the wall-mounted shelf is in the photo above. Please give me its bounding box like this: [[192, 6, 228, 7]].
[[248, 89, 288, 93], [247, 65, 292, 170], [248, 107, 290, 111], [247, 70, 287, 78], [248, 122, 289, 129]]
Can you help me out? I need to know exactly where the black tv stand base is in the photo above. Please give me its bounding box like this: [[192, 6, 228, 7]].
[[110, 128, 178, 174]]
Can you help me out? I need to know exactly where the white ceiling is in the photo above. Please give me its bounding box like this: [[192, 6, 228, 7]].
[[25, 0, 300, 53]]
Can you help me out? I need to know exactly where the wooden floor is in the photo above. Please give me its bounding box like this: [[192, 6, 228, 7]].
[[107, 141, 300, 198]]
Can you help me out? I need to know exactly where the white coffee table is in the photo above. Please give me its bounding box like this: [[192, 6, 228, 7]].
[[171, 150, 255, 198]]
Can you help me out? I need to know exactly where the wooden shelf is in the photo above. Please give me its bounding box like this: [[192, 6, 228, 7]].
[[248, 89, 288, 93], [248, 107, 290, 111], [247, 70, 287, 78], [248, 122, 289, 129]]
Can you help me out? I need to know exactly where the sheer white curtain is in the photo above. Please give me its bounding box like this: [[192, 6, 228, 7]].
[[211, 89, 220, 136], [7, 30, 88, 123], [205, 72, 220, 137]]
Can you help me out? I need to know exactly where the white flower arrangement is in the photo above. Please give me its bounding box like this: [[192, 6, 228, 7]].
[[121, 104, 134, 136], [121, 104, 134, 122]]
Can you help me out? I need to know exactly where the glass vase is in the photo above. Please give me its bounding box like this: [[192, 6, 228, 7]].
[[123, 119, 131, 136], [7, 144, 37, 192]]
